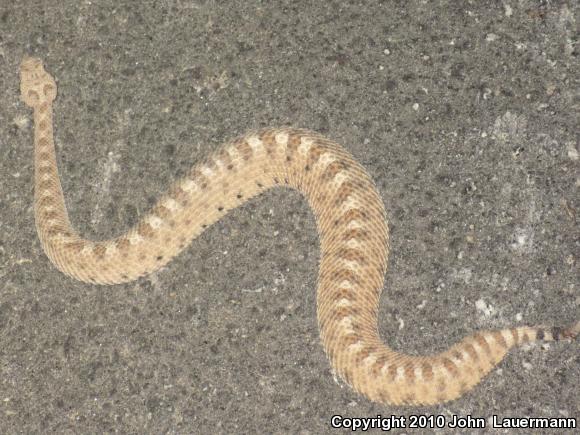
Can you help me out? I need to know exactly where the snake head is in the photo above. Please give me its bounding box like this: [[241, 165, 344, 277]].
[[20, 57, 57, 107]]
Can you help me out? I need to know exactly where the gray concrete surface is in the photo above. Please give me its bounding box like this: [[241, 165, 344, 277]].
[[1, 1, 578, 433]]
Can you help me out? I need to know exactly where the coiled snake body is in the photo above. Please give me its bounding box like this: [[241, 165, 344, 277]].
[[20, 57, 578, 405]]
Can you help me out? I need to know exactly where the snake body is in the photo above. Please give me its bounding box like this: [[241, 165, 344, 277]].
[[20, 57, 578, 405]]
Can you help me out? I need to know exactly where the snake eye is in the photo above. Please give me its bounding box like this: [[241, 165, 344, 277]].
[[43, 83, 56, 99], [27, 90, 40, 104]]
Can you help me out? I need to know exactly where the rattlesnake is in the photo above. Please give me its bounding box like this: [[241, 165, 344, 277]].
[[20, 57, 578, 406]]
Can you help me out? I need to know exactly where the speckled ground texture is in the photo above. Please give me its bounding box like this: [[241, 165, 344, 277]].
[[1, 0, 578, 433]]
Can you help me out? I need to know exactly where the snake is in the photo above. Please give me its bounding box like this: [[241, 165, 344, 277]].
[[19, 57, 578, 406]]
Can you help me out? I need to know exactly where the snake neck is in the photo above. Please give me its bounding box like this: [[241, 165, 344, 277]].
[[33, 102, 77, 261]]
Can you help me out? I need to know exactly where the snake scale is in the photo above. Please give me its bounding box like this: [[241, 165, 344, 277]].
[[20, 57, 578, 406]]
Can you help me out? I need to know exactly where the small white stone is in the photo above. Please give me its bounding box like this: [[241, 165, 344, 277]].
[[566, 142, 578, 161]]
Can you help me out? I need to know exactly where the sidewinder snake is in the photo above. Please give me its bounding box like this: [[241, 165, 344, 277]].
[[19, 57, 578, 406]]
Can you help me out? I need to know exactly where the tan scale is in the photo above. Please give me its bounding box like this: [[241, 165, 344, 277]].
[[20, 57, 579, 405]]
